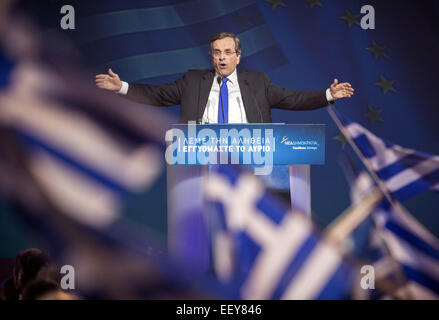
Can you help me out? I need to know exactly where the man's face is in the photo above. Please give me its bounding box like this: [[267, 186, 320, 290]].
[[211, 37, 241, 77]]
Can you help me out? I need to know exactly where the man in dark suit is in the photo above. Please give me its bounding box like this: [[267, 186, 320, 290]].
[[95, 32, 354, 123]]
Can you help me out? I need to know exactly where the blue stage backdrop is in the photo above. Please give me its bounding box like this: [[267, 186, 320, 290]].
[[1, 0, 438, 257]]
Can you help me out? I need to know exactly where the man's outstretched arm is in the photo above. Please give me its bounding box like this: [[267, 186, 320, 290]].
[[265, 74, 354, 111], [95, 69, 183, 106], [329, 78, 354, 99], [95, 68, 123, 92]]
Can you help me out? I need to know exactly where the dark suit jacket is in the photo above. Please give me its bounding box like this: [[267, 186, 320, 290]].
[[124, 69, 331, 123]]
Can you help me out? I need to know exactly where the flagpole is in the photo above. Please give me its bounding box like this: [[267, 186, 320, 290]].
[[325, 187, 382, 247], [324, 188, 414, 299], [327, 107, 397, 206], [327, 106, 414, 299], [328, 106, 439, 242]]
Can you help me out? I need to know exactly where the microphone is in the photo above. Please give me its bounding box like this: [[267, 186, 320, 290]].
[[200, 99, 210, 124], [217, 76, 225, 123], [236, 96, 244, 123], [243, 80, 263, 123]]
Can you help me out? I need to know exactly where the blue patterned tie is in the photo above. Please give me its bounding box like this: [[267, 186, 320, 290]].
[[218, 77, 229, 123]]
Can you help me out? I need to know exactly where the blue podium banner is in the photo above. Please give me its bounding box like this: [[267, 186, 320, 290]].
[[165, 123, 325, 171]]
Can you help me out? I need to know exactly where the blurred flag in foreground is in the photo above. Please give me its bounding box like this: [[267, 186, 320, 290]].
[[0, 11, 227, 299], [204, 165, 355, 299], [336, 139, 439, 299], [0, 61, 166, 229], [371, 200, 439, 299], [328, 107, 439, 202]]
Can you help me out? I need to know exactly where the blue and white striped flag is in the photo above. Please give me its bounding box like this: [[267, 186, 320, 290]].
[[73, 0, 287, 83], [329, 107, 439, 202], [0, 60, 171, 230], [204, 165, 354, 300], [0, 17, 229, 298], [372, 200, 439, 299], [340, 158, 439, 299]]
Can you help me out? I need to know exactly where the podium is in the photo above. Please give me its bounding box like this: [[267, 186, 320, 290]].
[[165, 123, 325, 272]]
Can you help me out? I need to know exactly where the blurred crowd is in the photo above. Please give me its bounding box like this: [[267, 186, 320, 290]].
[[0, 248, 78, 300]]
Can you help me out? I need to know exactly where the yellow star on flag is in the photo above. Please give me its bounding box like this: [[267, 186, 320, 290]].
[[265, 0, 286, 10], [333, 131, 348, 149], [363, 105, 384, 124], [340, 10, 360, 27], [366, 41, 389, 60], [306, 0, 323, 8], [375, 75, 396, 94]]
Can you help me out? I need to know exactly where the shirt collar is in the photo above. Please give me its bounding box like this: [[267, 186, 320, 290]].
[[215, 68, 237, 84]]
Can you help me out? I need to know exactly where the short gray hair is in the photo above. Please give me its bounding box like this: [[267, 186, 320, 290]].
[[210, 32, 242, 55]]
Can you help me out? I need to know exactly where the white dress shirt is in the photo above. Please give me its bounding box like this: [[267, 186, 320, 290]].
[[117, 69, 334, 123], [201, 69, 247, 124]]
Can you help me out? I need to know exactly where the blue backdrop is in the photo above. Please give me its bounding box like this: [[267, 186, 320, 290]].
[[1, 0, 438, 257]]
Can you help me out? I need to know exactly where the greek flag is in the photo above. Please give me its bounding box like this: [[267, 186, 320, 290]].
[[74, 0, 287, 83], [371, 200, 439, 299], [0, 52, 172, 233], [0, 20, 228, 298], [342, 161, 439, 299], [204, 165, 354, 300], [329, 107, 439, 202]]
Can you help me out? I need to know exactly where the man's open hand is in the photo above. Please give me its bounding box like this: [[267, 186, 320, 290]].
[[330, 78, 354, 100], [95, 68, 122, 92]]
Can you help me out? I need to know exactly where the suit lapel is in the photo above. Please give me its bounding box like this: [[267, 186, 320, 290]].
[[197, 69, 257, 123], [197, 70, 215, 123], [237, 69, 256, 123]]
